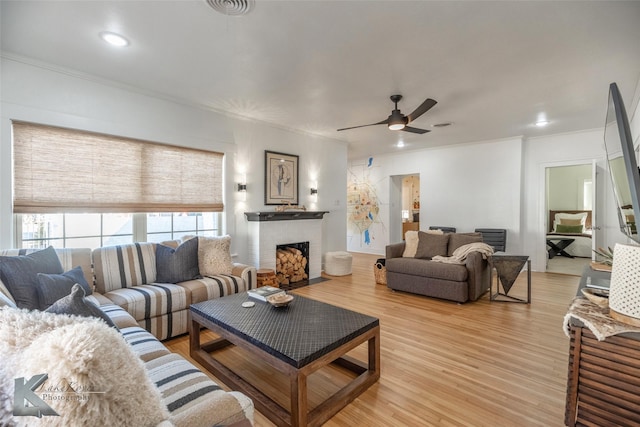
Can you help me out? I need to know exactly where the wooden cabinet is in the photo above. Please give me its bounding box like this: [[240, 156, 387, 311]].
[[565, 326, 640, 426], [402, 222, 419, 239], [565, 268, 640, 426]]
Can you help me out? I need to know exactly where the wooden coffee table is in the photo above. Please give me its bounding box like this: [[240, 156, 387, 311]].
[[189, 293, 380, 427]]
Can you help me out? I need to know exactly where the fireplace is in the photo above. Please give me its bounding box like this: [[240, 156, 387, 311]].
[[245, 211, 329, 286], [276, 241, 309, 287]]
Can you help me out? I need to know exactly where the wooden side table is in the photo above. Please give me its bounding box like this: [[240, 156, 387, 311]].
[[488, 254, 531, 303]]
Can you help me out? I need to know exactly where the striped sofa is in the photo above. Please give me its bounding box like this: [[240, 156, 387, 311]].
[[0, 243, 256, 426], [0, 302, 254, 427], [91, 242, 256, 340], [104, 304, 254, 426], [1, 242, 256, 340]]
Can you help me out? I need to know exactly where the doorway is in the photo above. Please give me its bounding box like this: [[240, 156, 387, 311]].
[[544, 162, 597, 275], [389, 174, 420, 243]]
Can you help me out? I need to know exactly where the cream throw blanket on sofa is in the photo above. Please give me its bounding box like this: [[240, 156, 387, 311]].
[[432, 242, 495, 264]]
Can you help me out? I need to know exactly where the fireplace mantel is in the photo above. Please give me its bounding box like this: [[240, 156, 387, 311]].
[[246, 211, 327, 280], [244, 211, 329, 222]]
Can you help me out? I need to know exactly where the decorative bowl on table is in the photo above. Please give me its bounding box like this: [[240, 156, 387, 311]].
[[267, 293, 294, 307]]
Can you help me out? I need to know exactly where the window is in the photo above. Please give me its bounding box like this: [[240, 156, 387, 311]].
[[146, 212, 221, 243], [12, 122, 225, 249], [20, 213, 133, 249], [18, 212, 222, 249]]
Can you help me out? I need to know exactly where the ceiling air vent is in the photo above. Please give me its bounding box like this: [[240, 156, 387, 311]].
[[205, 0, 255, 16]]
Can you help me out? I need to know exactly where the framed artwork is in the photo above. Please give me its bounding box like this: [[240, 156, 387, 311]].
[[265, 150, 299, 205]]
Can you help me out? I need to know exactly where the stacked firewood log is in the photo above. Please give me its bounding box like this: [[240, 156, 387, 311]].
[[256, 269, 278, 288], [276, 247, 308, 285]]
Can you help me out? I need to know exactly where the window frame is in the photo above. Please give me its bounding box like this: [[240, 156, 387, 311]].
[[15, 212, 223, 249]]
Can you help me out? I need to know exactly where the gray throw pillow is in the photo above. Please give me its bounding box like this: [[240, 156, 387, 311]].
[[46, 283, 118, 330], [448, 233, 483, 256], [415, 232, 450, 259], [0, 246, 64, 310], [156, 236, 200, 283], [37, 266, 93, 310]]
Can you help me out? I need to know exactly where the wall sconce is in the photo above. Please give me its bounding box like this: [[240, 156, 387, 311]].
[[310, 188, 318, 195], [237, 183, 247, 192]]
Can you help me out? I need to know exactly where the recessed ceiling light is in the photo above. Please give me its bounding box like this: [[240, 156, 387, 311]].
[[99, 31, 129, 47], [397, 141, 405, 148], [535, 120, 550, 127]]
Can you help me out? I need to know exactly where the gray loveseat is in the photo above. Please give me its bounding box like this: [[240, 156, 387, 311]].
[[385, 232, 491, 303]]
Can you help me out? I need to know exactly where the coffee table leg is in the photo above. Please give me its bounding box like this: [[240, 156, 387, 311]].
[[290, 372, 307, 427], [188, 313, 200, 354], [371, 328, 380, 375]]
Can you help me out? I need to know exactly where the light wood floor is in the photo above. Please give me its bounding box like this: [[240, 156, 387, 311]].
[[166, 253, 580, 427]]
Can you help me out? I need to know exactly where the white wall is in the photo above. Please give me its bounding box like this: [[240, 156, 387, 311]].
[[546, 164, 593, 211], [348, 137, 523, 256], [521, 129, 623, 271], [229, 118, 348, 264], [3, 58, 638, 271], [0, 58, 348, 263], [344, 78, 640, 270], [346, 128, 635, 272]]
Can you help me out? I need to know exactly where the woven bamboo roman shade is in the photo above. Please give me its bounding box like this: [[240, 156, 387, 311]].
[[12, 122, 224, 213]]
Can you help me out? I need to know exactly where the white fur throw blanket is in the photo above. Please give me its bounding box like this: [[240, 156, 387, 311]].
[[432, 242, 495, 264], [0, 307, 170, 427]]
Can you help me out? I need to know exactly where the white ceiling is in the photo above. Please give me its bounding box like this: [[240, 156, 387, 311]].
[[2, 1, 640, 159]]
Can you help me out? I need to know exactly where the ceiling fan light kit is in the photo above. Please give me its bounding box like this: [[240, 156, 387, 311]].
[[337, 94, 437, 135], [387, 104, 408, 130]]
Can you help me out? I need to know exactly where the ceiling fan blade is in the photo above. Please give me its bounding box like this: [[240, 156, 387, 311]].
[[337, 119, 388, 132], [401, 126, 430, 134], [407, 98, 437, 123]]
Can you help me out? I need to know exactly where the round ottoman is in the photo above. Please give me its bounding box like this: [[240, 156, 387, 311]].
[[325, 251, 352, 276]]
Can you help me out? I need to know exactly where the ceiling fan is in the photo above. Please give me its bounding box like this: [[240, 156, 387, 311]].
[[337, 95, 437, 134]]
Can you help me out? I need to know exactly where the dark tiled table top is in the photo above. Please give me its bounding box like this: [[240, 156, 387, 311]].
[[190, 292, 379, 368]]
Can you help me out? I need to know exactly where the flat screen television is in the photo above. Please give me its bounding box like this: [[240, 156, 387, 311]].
[[603, 82, 640, 243]]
